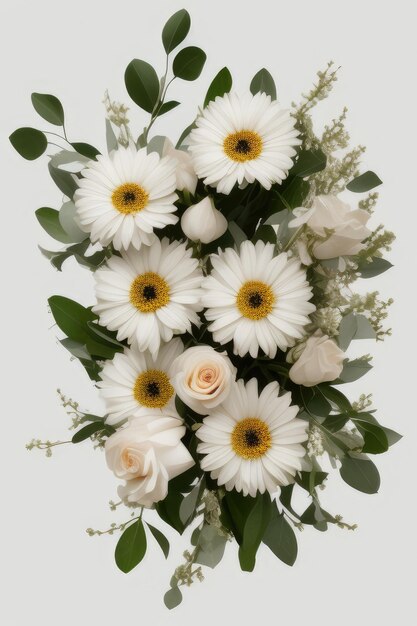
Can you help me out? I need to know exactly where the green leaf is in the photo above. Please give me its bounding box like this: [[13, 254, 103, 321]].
[[250, 68, 277, 100], [252, 224, 277, 245], [59, 201, 86, 243], [358, 257, 393, 278], [355, 315, 377, 339], [164, 586, 182, 610], [263, 509, 298, 566], [105, 119, 118, 152], [204, 67, 233, 107], [292, 148, 327, 177], [306, 388, 331, 417], [72, 421, 114, 443], [279, 177, 310, 209], [340, 456, 380, 493], [125, 59, 160, 113], [321, 413, 350, 432], [146, 523, 170, 558], [60, 338, 91, 360], [31, 93, 64, 126], [48, 162, 78, 199], [318, 384, 352, 413], [157, 100, 180, 116], [347, 171, 382, 192], [228, 221, 247, 247], [9, 127, 47, 160], [115, 519, 147, 573], [49, 295, 96, 342], [48, 295, 120, 359], [383, 428, 402, 447], [162, 9, 191, 53], [354, 420, 389, 454], [173, 46, 206, 81], [71, 142, 100, 160], [156, 490, 185, 534], [195, 524, 227, 569], [338, 359, 373, 383], [239, 493, 272, 572], [338, 313, 358, 351], [176, 121, 196, 147], [296, 471, 328, 492], [179, 480, 204, 525], [36, 207, 73, 243], [86, 322, 125, 349]]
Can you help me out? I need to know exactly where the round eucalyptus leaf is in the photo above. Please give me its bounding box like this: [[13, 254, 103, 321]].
[[9, 127, 47, 160]]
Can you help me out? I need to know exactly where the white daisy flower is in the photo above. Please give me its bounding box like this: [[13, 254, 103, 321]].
[[197, 378, 307, 497], [93, 238, 204, 356], [98, 339, 183, 426], [202, 240, 316, 359], [74, 145, 179, 251], [188, 92, 301, 195]]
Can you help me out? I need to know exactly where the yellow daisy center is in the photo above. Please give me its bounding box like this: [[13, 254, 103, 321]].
[[129, 272, 170, 312], [133, 369, 174, 408], [111, 182, 149, 214], [231, 417, 272, 460], [236, 280, 275, 320], [223, 130, 263, 162]]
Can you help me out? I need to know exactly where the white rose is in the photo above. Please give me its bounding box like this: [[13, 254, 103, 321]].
[[162, 138, 198, 195], [181, 197, 228, 244], [172, 345, 236, 414], [105, 415, 194, 507], [288, 331, 345, 387], [291, 195, 371, 259]]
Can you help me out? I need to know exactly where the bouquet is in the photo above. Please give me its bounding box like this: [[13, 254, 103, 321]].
[[12, 8, 399, 609]]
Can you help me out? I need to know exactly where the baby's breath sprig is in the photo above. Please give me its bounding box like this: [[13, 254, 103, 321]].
[[26, 438, 71, 457]]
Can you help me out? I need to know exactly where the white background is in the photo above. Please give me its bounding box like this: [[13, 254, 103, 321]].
[[1, 0, 416, 624]]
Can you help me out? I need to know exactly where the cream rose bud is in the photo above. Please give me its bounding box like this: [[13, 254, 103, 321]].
[[162, 138, 198, 195], [181, 197, 228, 244], [105, 415, 194, 507], [172, 346, 236, 414], [289, 331, 345, 387], [291, 195, 371, 259]]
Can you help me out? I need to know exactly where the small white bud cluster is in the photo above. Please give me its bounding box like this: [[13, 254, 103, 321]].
[[307, 426, 325, 457]]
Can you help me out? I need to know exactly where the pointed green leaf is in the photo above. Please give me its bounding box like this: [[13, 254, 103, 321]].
[[340, 456, 380, 493], [157, 100, 180, 116], [72, 421, 115, 443], [263, 509, 298, 566], [125, 59, 160, 113], [48, 162, 78, 199], [239, 493, 272, 572], [173, 46, 206, 81], [347, 171, 382, 192], [31, 92, 64, 126], [115, 519, 147, 573], [36, 207, 74, 243], [146, 523, 170, 558], [338, 359, 373, 383], [354, 420, 389, 454], [10, 127, 47, 160], [162, 9, 191, 53], [358, 256, 393, 278], [71, 142, 100, 160], [292, 148, 327, 177], [250, 68, 277, 99], [105, 119, 118, 152], [204, 67, 233, 107]]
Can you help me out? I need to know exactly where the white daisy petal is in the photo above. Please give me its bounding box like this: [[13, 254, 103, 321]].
[[197, 378, 307, 497], [75, 145, 179, 251], [202, 241, 315, 358], [93, 239, 203, 357], [188, 92, 301, 195]]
